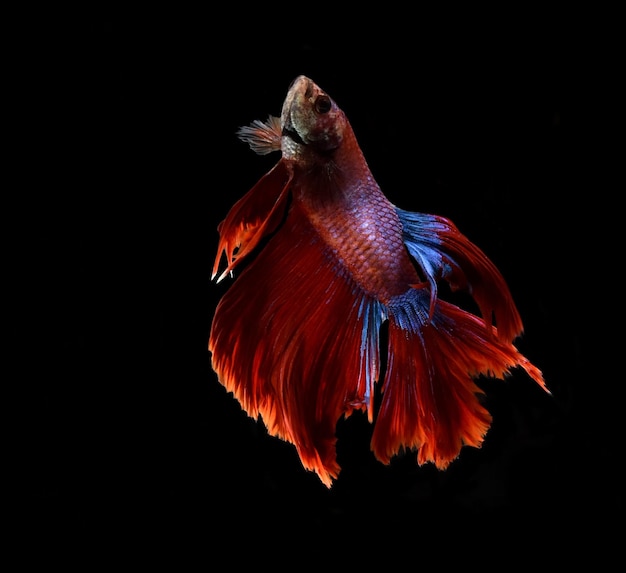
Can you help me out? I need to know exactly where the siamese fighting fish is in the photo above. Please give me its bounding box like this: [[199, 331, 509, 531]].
[[209, 75, 548, 488]]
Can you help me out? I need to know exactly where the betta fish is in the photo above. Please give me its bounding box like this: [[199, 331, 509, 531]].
[[209, 75, 549, 488]]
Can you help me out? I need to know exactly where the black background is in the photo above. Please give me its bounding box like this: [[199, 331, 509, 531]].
[[29, 6, 618, 564]]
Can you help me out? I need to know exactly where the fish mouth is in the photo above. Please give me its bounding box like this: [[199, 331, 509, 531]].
[[280, 75, 312, 147]]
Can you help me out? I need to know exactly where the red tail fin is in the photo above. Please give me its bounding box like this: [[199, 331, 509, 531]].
[[211, 184, 548, 485], [371, 290, 548, 468]]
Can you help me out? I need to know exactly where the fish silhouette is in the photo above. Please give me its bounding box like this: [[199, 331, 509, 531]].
[[209, 75, 548, 487]]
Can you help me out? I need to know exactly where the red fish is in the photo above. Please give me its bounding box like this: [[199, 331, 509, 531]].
[[209, 75, 549, 488]]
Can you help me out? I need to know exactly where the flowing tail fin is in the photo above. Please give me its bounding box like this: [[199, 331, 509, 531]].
[[371, 288, 548, 468], [212, 190, 548, 484]]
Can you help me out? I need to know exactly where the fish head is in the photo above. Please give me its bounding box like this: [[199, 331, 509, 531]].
[[280, 76, 347, 159]]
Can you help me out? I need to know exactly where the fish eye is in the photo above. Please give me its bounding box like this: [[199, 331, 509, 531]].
[[314, 95, 332, 114]]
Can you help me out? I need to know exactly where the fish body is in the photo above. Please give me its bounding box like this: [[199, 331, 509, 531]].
[[210, 76, 548, 487]]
